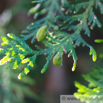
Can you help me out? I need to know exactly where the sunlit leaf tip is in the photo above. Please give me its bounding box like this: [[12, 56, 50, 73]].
[[95, 39, 103, 43], [72, 60, 76, 71]]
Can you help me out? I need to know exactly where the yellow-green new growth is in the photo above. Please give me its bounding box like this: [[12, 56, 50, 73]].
[[53, 53, 63, 66], [41, 68, 46, 74], [72, 60, 76, 71], [95, 39, 103, 43], [28, 3, 41, 15], [89, 47, 97, 62], [36, 25, 48, 42], [18, 61, 34, 79]]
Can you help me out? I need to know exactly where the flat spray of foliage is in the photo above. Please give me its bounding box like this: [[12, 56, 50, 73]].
[[0, 66, 40, 103], [0, 10, 40, 103], [74, 65, 103, 103], [74, 40, 103, 103], [0, 0, 103, 79]]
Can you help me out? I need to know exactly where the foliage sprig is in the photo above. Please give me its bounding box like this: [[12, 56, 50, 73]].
[[74, 66, 103, 103], [1, 0, 103, 79]]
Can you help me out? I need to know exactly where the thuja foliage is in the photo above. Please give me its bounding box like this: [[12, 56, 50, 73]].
[[95, 39, 103, 58], [0, 66, 40, 103], [74, 65, 103, 103], [74, 40, 103, 103], [0, 0, 103, 79], [0, 10, 40, 103]]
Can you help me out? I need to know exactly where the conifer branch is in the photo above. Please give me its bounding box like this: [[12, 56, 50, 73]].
[[1, 0, 103, 79]]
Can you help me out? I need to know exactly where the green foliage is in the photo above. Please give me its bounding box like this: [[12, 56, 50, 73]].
[[0, 33, 37, 79], [95, 39, 103, 43], [1, 0, 103, 79], [74, 65, 103, 103], [28, 3, 41, 15], [95, 39, 103, 58], [0, 11, 40, 102], [0, 66, 40, 103], [74, 39, 103, 103]]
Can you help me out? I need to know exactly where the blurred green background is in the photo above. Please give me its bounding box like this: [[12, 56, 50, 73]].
[[0, 0, 103, 103]]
